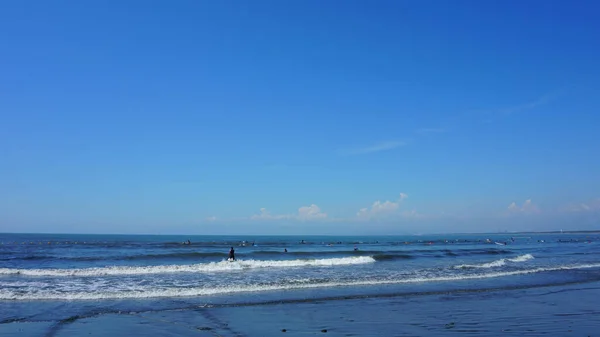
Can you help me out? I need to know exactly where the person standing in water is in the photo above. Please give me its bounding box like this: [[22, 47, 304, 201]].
[[228, 247, 235, 261]]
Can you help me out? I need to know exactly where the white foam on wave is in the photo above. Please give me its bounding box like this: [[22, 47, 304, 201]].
[[2, 262, 599, 301], [0, 256, 376, 277], [508, 254, 534, 263], [455, 254, 534, 269]]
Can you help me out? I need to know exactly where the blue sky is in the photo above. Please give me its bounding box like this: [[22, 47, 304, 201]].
[[1, 1, 599, 235]]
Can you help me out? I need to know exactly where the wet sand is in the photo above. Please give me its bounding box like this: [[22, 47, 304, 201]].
[[2, 281, 599, 337]]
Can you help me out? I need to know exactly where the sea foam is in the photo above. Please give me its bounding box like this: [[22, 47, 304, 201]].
[[454, 254, 534, 269], [2, 262, 599, 301], [0, 256, 376, 277]]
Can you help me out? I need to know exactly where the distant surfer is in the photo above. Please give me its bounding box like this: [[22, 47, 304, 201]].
[[228, 247, 236, 261], [284, 248, 288, 253]]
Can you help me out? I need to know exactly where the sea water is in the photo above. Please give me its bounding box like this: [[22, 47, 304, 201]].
[[1, 233, 599, 330]]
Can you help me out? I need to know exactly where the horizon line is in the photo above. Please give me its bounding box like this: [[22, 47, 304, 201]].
[[1, 230, 597, 237]]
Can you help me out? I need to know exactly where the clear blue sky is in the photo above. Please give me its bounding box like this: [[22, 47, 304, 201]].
[[1, 0, 599, 235]]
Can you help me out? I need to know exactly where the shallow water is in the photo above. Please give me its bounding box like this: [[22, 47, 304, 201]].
[[1, 232, 599, 333]]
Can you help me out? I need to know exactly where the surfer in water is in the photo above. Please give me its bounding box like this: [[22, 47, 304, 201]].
[[228, 247, 235, 261]]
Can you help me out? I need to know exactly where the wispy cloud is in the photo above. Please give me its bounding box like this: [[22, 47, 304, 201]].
[[339, 141, 406, 156], [482, 91, 562, 118], [476, 91, 563, 124], [498, 94, 555, 115]]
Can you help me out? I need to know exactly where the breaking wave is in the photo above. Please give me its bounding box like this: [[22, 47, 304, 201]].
[[0, 256, 376, 277], [454, 254, 534, 269], [2, 262, 599, 300]]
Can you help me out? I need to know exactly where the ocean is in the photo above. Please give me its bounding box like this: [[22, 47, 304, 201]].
[[1, 232, 599, 336]]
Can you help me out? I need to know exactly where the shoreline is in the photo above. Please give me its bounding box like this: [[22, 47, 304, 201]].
[[3, 281, 599, 337]]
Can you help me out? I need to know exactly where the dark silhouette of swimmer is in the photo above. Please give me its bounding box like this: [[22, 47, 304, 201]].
[[284, 248, 288, 253], [229, 247, 235, 261]]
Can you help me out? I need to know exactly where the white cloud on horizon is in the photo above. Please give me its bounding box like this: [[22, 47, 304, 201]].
[[250, 204, 327, 221], [251, 208, 289, 220], [560, 198, 600, 213], [339, 141, 406, 156], [297, 204, 328, 220], [357, 193, 409, 219], [507, 199, 540, 214], [212, 196, 599, 228], [400, 209, 424, 219]]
